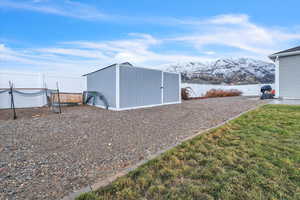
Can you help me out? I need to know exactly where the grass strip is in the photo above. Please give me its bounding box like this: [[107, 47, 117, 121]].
[[77, 105, 300, 200]]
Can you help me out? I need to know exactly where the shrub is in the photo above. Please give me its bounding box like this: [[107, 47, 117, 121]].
[[182, 87, 242, 100], [204, 89, 242, 98]]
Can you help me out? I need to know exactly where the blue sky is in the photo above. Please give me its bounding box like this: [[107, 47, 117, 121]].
[[1, 0, 300, 75]]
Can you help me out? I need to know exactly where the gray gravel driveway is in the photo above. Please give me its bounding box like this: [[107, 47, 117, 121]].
[[0, 97, 264, 200]]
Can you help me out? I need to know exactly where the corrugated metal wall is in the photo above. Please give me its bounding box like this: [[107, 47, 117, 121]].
[[119, 66, 162, 109], [87, 66, 116, 108], [279, 55, 300, 99], [163, 72, 180, 103]]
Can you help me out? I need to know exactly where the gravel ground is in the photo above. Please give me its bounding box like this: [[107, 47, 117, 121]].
[[0, 106, 76, 121], [0, 97, 264, 200]]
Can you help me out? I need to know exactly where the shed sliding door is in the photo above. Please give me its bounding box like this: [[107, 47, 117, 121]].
[[119, 66, 162, 108], [163, 72, 180, 104]]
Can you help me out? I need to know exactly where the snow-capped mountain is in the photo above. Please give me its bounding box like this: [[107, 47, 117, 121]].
[[165, 58, 275, 84]]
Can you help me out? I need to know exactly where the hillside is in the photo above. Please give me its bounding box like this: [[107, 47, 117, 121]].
[[165, 58, 275, 84]]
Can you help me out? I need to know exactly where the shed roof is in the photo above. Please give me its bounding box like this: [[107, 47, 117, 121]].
[[269, 45, 300, 60], [82, 62, 133, 76], [83, 62, 181, 77]]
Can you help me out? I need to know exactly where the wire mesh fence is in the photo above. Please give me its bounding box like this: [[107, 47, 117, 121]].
[[0, 81, 63, 119]]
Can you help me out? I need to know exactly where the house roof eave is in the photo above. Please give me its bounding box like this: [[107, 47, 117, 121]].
[[268, 50, 300, 61]]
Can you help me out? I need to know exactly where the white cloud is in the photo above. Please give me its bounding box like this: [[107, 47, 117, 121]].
[[206, 14, 249, 25], [37, 48, 107, 59], [0, 34, 210, 75], [1, 14, 300, 75], [204, 51, 216, 55], [0, 0, 111, 20], [169, 14, 300, 56]]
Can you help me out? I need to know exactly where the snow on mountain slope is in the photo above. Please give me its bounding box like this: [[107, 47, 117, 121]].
[[164, 58, 275, 84]]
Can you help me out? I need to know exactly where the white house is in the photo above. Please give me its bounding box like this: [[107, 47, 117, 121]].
[[269, 46, 300, 99]]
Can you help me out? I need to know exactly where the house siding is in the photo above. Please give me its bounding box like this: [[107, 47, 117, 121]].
[[279, 55, 300, 99]]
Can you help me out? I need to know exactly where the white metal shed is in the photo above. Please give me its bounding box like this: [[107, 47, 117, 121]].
[[83, 62, 181, 110]]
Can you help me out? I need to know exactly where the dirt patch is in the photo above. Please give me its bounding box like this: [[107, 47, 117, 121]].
[[0, 97, 265, 200], [0, 106, 81, 121]]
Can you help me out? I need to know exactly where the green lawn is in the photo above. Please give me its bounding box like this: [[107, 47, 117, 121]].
[[77, 105, 300, 200]]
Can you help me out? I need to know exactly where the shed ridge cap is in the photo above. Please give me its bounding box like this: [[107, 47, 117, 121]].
[[82, 63, 117, 76], [83, 62, 181, 76]]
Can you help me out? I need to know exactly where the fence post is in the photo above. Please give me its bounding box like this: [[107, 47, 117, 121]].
[[56, 82, 62, 114], [161, 71, 164, 104], [9, 81, 17, 120], [40, 73, 46, 105]]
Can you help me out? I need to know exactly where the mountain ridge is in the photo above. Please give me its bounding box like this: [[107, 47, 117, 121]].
[[164, 58, 275, 85]]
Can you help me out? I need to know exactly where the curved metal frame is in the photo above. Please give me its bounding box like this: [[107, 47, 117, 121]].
[[83, 91, 109, 109]]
